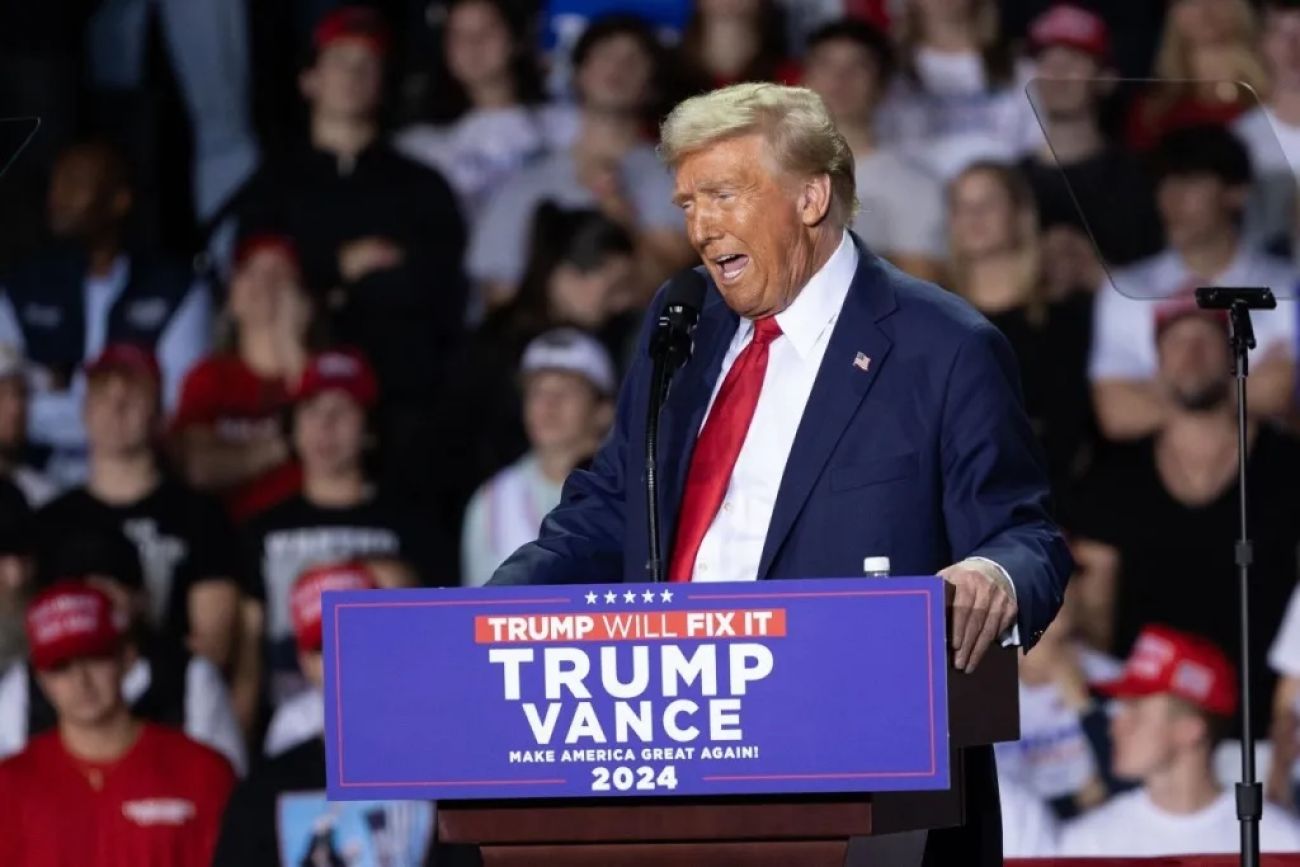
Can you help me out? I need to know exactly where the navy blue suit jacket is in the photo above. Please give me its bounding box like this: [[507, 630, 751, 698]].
[[492, 236, 1072, 650]]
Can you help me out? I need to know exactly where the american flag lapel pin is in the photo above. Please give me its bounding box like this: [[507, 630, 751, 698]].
[[853, 352, 871, 372]]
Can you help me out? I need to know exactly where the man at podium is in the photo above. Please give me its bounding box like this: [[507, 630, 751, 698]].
[[491, 82, 1073, 865]]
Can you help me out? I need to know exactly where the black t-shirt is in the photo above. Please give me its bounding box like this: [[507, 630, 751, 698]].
[[1020, 149, 1164, 268], [34, 478, 239, 646], [234, 141, 467, 404], [241, 491, 444, 705], [1068, 428, 1300, 737], [985, 293, 1096, 507]]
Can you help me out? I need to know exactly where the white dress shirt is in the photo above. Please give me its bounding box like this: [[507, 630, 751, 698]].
[[689, 232, 858, 583]]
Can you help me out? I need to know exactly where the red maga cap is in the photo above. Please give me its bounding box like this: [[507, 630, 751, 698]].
[[313, 6, 391, 57], [1097, 625, 1238, 718], [26, 580, 127, 671], [292, 348, 378, 409], [233, 232, 301, 274], [85, 343, 161, 387], [291, 561, 378, 652], [1029, 4, 1110, 61], [1154, 293, 1229, 341]]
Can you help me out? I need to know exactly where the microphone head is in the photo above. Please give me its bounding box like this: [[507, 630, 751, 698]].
[[663, 269, 706, 313]]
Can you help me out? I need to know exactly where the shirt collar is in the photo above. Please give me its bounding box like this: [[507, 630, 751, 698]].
[[770, 231, 858, 360]]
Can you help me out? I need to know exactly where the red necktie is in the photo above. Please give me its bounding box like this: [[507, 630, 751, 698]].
[[668, 317, 783, 582]]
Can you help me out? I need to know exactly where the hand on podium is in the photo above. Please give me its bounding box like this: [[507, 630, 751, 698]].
[[941, 560, 1018, 674]]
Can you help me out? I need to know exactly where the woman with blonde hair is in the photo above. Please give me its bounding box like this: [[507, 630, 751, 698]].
[[1127, 0, 1267, 150], [947, 161, 1095, 499], [878, 0, 1039, 179]]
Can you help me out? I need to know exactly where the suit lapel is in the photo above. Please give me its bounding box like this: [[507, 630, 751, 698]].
[[756, 249, 897, 579], [655, 290, 739, 550]]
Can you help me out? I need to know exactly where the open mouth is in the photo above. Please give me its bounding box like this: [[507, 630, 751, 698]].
[[713, 253, 750, 284]]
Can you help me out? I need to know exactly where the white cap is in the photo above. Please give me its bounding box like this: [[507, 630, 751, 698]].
[[521, 328, 616, 396], [863, 556, 891, 575]]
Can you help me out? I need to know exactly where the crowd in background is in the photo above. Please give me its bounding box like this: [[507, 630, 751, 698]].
[[6, 0, 1300, 863]]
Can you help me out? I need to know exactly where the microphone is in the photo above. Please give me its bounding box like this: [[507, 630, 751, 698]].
[[645, 270, 706, 582], [650, 270, 706, 371]]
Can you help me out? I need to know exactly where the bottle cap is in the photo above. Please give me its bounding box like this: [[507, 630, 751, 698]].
[[863, 556, 891, 575]]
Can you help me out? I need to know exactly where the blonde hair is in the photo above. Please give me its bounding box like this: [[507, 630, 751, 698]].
[[658, 82, 858, 224], [1154, 0, 1267, 100]]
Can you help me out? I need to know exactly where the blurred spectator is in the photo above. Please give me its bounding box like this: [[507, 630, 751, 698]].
[[83, 0, 257, 237], [468, 14, 691, 309], [1069, 300, 1300, 739], [0, 581, 235, 867], [1018, 4, 1163, 274], [437, 206, 636, 547], [0, 140, 213, 488], [462, 329, 615, 586], [171, 234, 313, 523], [233, 6, 469, 504], [876, 0, 1040, 181], [397, 0, 578, 219], [0, 527, 246, 774], [1125, 0, 1266, 152], [540, 0, 691, 96], [1058, 625, 1300, 855], [802, 18, 947, 282], [240, 349, 436, 711], [213, 566, 439, 867], [0, 481, 34, 671], [1268, 580, 1300, 807], [1089, 125, 1297, 441], [1235, 0, 1300, 253], [263, 562, 376, 757], [0, 345, 56, 507], [946, 162, 1094, 501], [680, 0, 799, 90], [995, 592, 1122, 819], [34, 345, 240, 669], [999, 0, 1168, 81]]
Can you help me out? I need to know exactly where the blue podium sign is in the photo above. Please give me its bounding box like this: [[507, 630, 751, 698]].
[[323, 577, 950, 801]]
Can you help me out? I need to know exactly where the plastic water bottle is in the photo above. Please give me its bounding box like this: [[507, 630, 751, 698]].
[[863, 556, 891, 578]]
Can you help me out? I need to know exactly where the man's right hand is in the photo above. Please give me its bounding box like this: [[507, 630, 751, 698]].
[[339, 237, 405, 283]]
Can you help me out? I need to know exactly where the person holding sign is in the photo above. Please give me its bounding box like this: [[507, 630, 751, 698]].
[[490, 82, 1073, 864]]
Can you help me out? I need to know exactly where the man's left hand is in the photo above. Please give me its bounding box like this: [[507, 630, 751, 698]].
[[940, 561, 1018, 674]]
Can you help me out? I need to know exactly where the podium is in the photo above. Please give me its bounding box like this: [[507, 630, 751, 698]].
[[323, 578, 1019, 867], [436, 634, 1016, 866]]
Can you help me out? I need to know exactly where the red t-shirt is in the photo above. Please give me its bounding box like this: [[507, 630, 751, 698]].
[[172, 354, 302, 522], [0, 724, 235, 867]]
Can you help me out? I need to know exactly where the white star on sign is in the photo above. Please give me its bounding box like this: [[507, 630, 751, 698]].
[[604, 591, 617, 604], [623, 590, 637, 603], [642, 589, 655, 603], [660, 589, 674, 602], [585, 591, 597, 605]]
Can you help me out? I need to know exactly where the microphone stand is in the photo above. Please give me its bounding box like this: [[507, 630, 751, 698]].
[[1195, 286, 1276, 867], [644, 291, 701, 583], [645, 361, 672, 583]]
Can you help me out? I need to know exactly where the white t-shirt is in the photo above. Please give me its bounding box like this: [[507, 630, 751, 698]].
[[1058, 788, 1300, 856], [852, 149, 947, 260], [876, 52, 1042, 182], [461, 454, 565, 588], [1001, 777, 1060, 858], [395, 104, 579, 220], [1089, 247, 1298, 383], [1233, 106, 1300, 249], [996, 645, 1121, 801], [467, 144, 681, 289]]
